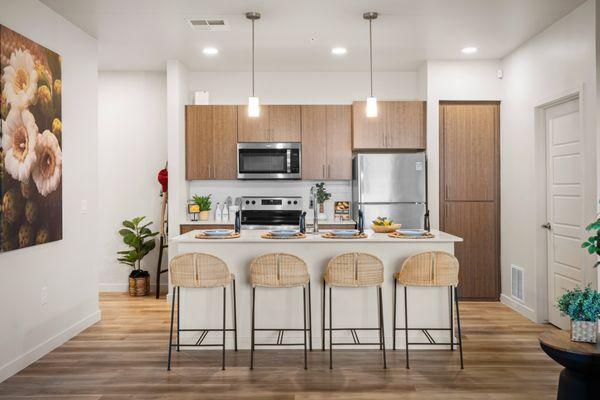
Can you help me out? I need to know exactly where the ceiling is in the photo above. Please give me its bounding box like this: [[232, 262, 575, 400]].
[[41, 0, 586, 71]]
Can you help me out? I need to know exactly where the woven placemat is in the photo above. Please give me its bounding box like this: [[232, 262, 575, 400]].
[[321, 232, 368, 239], [387, 231, 435, 239], [195, 232, 241, 239], [260, 233, 306, 240]]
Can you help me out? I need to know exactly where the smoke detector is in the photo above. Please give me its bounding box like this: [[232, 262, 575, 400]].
[[188, 18, 230, 31]]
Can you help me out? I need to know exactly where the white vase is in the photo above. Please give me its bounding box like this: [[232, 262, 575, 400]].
[[571, 320, 597, 343]]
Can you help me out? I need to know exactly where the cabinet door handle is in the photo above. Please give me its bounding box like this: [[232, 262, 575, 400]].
[[328, 164, 331, 179], [208, 163, 211, 179], [322, 164, 325, 179]]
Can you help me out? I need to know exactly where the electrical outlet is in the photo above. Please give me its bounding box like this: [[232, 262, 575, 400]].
[[309, 199, 314, 209], [41, 286, 48, 305]]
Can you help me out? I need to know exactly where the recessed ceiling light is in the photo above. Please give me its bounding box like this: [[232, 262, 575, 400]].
[[331, 47, 347, 55], [202, 47, 218, 55], [461, 46, 478, 54]]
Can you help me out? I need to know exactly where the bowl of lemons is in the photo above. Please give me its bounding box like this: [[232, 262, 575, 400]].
[[371, 217, 402, 233]]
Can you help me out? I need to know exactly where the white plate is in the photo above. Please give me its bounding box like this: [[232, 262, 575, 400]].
[[203, 229, 233, 236], [330, 229, 360, 238], [269, 229, 300, 237], [396, 229, 425, 237]]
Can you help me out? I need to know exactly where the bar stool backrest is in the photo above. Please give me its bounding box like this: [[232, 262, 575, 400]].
[[325, 252, 384, 287], [170, 253, 232, 288], [250, 253, 309, 288], [396, 251, 459, 287]]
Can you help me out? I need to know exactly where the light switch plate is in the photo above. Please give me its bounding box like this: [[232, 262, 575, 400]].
[[41, 286, 48, 305], [80, 199, 88, 213]]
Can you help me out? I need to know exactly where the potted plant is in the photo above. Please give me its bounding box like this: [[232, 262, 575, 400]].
[[315, 182, 331, 220], [118, 216, 159, 296], [192, 194, 212, 221], [581, 206, 600, 268], [556, 286, 600, 343]]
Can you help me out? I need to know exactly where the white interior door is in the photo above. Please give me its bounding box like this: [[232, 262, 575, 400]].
[[545, 97, 584, 330]]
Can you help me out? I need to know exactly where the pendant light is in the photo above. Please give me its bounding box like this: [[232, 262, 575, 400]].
[[364, 12, 378, 118], [246, 12, 261, 117]]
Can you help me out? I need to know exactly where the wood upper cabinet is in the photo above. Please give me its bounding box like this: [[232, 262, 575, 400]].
[[186, 105, 237, 180], [301, 105, 352, 180], [237, 105, 301, 142], [352, 100, 426, 150]]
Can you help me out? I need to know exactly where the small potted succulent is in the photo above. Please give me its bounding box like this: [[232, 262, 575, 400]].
[[315, 182, 331, 220], [556, 286, 600, 343], [192, 194, 212, 221], [118, 216, 158, 296]]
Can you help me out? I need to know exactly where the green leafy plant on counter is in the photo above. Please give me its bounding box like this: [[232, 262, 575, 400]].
[[556, 286, 600, 322], [192, 194, 212, 211], [581, 202, 600, 268], [117, 216, 158, 277], [315, 182, 331, 204]]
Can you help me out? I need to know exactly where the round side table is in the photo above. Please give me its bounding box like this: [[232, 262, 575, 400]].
[[539, 330, 600, 400]]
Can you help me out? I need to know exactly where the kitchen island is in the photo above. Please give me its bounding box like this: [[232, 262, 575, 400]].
[[169, 229, 462, 349]]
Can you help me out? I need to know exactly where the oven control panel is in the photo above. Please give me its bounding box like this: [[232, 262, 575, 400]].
[[241, 196, 302, 211]]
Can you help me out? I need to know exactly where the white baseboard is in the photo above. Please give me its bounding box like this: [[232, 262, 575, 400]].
[[500, 293, 537, 322], [99, 283, 168, 292], [0, 310, 101, 383]]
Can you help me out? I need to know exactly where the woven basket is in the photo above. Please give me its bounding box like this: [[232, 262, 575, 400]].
[[371, 224, 401, 233], [571, 320, 597, 343], [129, 275, 150, 296]]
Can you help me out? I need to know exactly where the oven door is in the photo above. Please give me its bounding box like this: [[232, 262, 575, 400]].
[[241, 210, 302, 227], [237, 143, 301, 179]]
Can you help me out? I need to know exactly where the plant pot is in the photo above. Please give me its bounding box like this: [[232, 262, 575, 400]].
[[129, 270, 150, 297], [319, 203, 325, 213], [199, 210, 210, 221], [571, 320, 597, 343]]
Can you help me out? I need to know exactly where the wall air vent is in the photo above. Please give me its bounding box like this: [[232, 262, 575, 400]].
[[511, 265, 524, 302], [188, 18, 230, 31]]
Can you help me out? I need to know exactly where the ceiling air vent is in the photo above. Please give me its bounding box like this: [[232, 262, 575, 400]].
[[188, 18, 230, 31]]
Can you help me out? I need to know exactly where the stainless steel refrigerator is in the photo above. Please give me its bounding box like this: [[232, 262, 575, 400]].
[[352, 152, 428, 229]]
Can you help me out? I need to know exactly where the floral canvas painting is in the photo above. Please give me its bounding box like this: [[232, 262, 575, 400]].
[[0, 25, 62, 252]]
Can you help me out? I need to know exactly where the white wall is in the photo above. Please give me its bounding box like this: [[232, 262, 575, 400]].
[[424, 60, 503, 229], [0, 0, 99, 382], [97, 72, 167, 292], [500, 0, 597, 321]]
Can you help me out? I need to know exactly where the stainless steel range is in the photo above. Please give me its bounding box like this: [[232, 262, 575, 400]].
[[241, 196, 302, 230]]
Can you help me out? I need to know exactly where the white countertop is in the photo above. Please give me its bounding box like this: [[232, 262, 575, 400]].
[[181, 217, 356, 226], [171, 229, 462, 243]]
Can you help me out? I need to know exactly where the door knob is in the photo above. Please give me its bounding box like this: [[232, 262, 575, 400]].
[[541, 222, 552, 230]]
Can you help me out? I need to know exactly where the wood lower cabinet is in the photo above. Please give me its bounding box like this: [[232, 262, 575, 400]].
[[440, 101, 500, 300], [301, 105, 352, 180], [238, 105, 301, 142], [186, 105, 237, 180], [352, 101, 426, 150]]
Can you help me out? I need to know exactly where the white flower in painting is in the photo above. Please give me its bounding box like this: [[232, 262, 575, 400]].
[[2, 49, 38, 109], [2, 108, 38, 182], [32, 130, 62, 196]]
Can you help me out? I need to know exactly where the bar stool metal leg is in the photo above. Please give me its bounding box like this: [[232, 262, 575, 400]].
[[233, 279, 238, 351], [404, 286, 409, 369], [329, 286, 333, 369], [303, 285, 308, 370], [167, 286, 176, 371], [377, 286, 382, 350], [322, 280, 326, 351], [222, 286, 226, 370], [378, 286, 387, 369], [454, 286, 464, 369], [449, 286, 454, 351], [308, 281, 313, 351], [250, 287, 256, 370], [176, 286, 180, 352], [393, 279, 397, 350]]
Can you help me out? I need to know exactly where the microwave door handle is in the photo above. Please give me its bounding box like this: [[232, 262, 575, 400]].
[[287, 149, 291, 173]]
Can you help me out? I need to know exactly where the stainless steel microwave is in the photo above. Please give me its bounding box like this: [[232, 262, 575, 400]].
[[237, 142, 301, 180]]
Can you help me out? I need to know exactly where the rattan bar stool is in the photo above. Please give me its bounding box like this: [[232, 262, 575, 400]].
[[393, 251, 464, 369], [322, 252, 387, 369], [250, 253, 312, 370], [167, 253, 238, 371]]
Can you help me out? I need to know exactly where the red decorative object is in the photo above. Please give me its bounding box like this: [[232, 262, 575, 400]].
[[158, 168, 168, 193]]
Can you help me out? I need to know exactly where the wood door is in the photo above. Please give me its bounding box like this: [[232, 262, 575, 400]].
[[352, 101, 386, 149], [301, 105, 327, 179], [386, 101, 426, 149], [211, 106, 238, 180], [269, 105, 301, 142], [440, 101, 500, 300], [545, 97, 584, 329], [326, 105, 352, 180], [237, 105, 270, 142], [185, 105, 213, 180]]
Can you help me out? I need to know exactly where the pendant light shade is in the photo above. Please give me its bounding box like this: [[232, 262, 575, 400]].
[[364, 12, 378, 118], [246, 12, 261, 117]]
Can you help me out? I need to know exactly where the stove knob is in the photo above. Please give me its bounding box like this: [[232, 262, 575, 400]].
[[293, 200, 298, 205], [245, 200, 250, 205], [251, 200, 256, 205], [287, 201, 292, 205]]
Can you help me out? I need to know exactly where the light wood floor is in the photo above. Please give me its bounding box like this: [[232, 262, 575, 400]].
[[0, 293, 561, 399]]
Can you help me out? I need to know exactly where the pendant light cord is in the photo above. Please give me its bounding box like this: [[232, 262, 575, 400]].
[[252, 19, 255, 97], [369, 18, 373, 97]]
